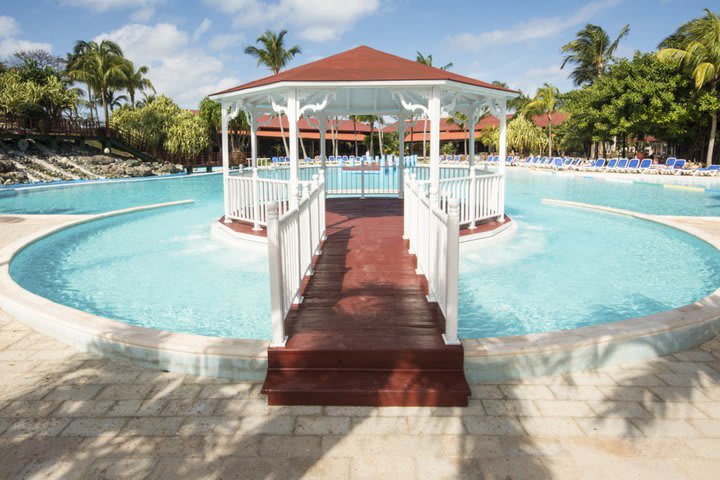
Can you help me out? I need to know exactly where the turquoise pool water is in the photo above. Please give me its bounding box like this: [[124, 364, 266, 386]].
[[7, 169, 720, 339]]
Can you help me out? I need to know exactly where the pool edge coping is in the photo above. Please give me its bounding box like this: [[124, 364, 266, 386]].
[[0, 198, 719, 381]]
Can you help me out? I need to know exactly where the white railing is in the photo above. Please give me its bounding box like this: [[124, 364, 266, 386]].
[[403, 174, 460, 345], [226, 171, 291, 229], [267, 173, 326, 346], [436, 170, 504, 227]]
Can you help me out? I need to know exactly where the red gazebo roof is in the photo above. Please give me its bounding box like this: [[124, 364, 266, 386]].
[[211, 46, 519, 97]]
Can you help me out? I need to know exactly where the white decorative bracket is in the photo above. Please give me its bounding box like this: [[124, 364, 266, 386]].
[[228, 101, 241, 121], [392, 91, 429, 117], [298, 92, 334, 120], [488, 99, 507, 119]]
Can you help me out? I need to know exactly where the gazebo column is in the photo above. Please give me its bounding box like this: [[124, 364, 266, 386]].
[[287, 89, 299, 207], [468, 113, 476, 168], [249, 111, 262, 231], [428, 86, 441, 199], [249, 112, 258, 169], [497, 100, 507, 221], [221, 104, 231, 223], [319, 114, 327, 170], [397, 115, 406, 198]]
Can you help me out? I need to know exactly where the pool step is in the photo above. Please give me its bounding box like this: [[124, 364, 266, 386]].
[[262, 368, 471, 407]]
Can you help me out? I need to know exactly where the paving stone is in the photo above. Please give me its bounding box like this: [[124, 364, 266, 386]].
[[0, 400, 61, 418], [106, 399, 165, 417], [587, 400, 652, 419], [3, 418, 70, 436], [469, 384, 505, 399], [482, 399, 540, 416], [178, 416, 242, 436], [499, 384, 555, 400], [631, 419, 701, 438], [479, 456, 551, 480], [52, 400, 115, 417], [122, 417, 185, 436], [85, 457, 157, 480], [574, 417, 644, 437], [60, 417, 127, 437], [686, 419, 720, 438], [96, 384, 154, 401], [160, 399, 219, 416], [295, 416, 351, 435], [258, 435, 322, 457], [350, 456, 415, 479], [533, 400, 595, 417], [597, 385, 658, 402], [642, 401, 708, 419], [463, 416, 525, 435], [198, 383, 255, 398], [520, 417, 585, 437], [350, 416, 407, 434], [237, 415, 295, 435], [548, 385, 605, 401]]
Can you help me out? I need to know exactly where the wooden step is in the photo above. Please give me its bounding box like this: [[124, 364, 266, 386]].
[[262, 369, 471, 407]]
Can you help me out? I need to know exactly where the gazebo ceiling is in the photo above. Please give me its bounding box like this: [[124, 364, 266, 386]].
[[209, 46, 518, 116]]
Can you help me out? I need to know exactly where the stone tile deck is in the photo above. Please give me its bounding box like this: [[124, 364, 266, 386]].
[[1, 308, 719, 479], [1, 213, 720, 478]]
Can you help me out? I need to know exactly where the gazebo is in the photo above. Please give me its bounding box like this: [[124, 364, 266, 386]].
[[209, 46, 518, 406]]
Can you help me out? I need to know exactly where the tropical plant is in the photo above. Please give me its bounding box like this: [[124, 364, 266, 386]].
[[561, 24, 630, 85], [523, 83, 560, 156], [103, 89, 128, 113], [657, 9, 720, 166], [110, 95, 180, 147], [165, 110, 211, 158], [244, 29, 301, 156], [506, 115, 547, 155], [66, 40, 128, 130], [0, 69, 79, 120], [123, 61, 155, 109]]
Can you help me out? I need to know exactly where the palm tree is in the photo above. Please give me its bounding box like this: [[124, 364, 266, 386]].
[[658, 9, 720, 166], [523, 83, 560, 157], [67, 40, 127, 132], [103, 89, 128, 112], [135, 91, 156, 108], [123, 61, 155, 109], [561, 24, 630, 85], [245, 30, 301, 157], [446, 112, 469, 154]]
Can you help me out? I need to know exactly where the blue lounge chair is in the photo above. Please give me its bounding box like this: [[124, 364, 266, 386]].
[[614, 158, 629, 172], [604, 158, 618, 171], [664, 159, 687, 175], [637, 158, 652, 173], [694, 164, 720, 176], [626, 158, 640, 172], [590, 158, 606, 171]]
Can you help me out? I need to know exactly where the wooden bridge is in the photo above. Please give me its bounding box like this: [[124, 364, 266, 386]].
[[262, 198, 471, 406]]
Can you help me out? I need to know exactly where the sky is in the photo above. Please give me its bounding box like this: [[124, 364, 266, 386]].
[[0, 0, 712, 108]]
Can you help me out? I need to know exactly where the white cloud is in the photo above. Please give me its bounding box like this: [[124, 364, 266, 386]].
[[208, 33, 244, 50], [0, 16, 20, 38], [96, 23, 188, 66], [193, 18, 212, 42], [205, 0, 381, 41], [514, 64, 569, 96], [60, 0, 163, 23], [0, 39, 53, 57], [130, 6, 155, 22], [95, 22, 238, 107], [0, 16, 52, 57], [447, 0, 621, 51]]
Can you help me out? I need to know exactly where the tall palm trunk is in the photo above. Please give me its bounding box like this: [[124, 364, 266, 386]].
[[353, 118, 358, 156], [547, 114, 552, 157], [279, 115, 289, 157], [379, 127, 384, 155], [707, 110, 717, 167], [369, 122, 375, 157], [102, 92, 110, 135], [299, 130, 308, 159], [422, 118, 428, 159]]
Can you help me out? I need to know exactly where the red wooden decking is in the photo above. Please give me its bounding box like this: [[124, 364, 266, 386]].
[[262, 198, 471, 406]]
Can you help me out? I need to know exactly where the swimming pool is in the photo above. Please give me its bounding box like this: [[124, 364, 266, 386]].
[[6, 168, 720, 339]]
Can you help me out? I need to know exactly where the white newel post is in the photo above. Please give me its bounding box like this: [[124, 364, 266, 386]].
[[267, 201, 287, 347], [444, 198, 461, 345], [319, 114, 327, 170], [498, 100, 507, 221], [288, 89, 299, 208], [429, 86, 441, 200], [221, 105, 231, 223], [402, 170, 410, 239], [250, 112, 261, 230], [468, 112, 476, 168], [469, 166, 477, 229], [398, 116, 406, 198]]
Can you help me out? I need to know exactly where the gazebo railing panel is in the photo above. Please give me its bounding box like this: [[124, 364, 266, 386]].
[[226, 174, 290, 227], [403, 174, 460, 344], [266, 176, 326, 346]]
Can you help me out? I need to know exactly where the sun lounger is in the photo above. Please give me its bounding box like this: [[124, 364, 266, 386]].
[[694, 164, 720, 176]]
